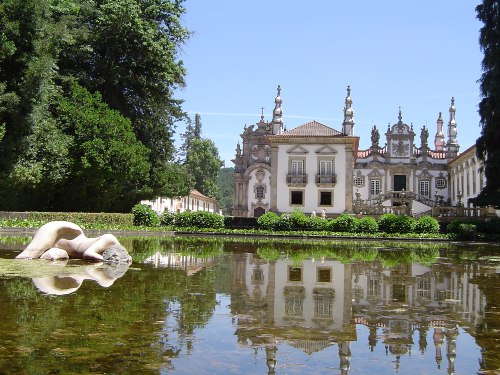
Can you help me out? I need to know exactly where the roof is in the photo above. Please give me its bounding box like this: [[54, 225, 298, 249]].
[[189, 190, 217, 202], [276, 121, 344, 138]]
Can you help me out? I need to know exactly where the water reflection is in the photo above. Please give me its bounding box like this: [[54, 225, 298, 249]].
[[32, 262, 130, 295], [0, 257, 130, 295], [0, 238, 498, 374], [224, 253, 488, 374]]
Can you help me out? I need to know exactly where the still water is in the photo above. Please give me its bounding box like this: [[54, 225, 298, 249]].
[[0, 236, 499, 375]]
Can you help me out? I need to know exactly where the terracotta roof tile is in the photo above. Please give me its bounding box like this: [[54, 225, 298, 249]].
[[277, 121, 344, 137]]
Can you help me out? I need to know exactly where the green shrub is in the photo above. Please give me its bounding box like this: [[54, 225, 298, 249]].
[[277, 213, 293, 231], [223, 216, 235, 228], [330, 214, 358, 233], [290, 210, 309, 230], [174, 211, 224, 229], [414, 215, 440, 234], [447, 220, 478, 240], [476, 217, 500, 234], [257, 212, 280, 230], [356, 217, 378, 234], [160, 211, 176, 226], [379, 214, 415, 234], [131, 204, 160, 227], [307, 216, 329, 231]]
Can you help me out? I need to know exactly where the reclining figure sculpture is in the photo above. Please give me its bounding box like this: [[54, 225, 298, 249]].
[[16, 221, 131, 264]]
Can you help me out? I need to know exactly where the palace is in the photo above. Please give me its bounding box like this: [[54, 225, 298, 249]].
[[232, 86, 487, 217]]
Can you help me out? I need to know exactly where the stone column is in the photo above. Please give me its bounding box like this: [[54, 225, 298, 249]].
[[270, 145, 279, 211], [344, 145, 354, 212]]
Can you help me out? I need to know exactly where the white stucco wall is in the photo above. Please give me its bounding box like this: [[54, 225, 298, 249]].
[[275, 143, 348, 214]]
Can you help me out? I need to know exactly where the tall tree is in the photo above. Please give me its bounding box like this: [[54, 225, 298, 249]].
[[218, 167, 234, 215], [185, 139, 224, 200], [473, 1, 500, 207], [0, 0, 191, 211]]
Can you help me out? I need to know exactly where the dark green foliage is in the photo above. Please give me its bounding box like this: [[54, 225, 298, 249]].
[[173, 211, 224, 229], [184, 138, 224, 199], [414, 216, 440, 234], [257, 212, 280, 230], [160, 211, 176, 226], [307, 216, 330, 231], [289, 210, 310, 230], [448, 222, 478, 241], [218, 167, 234, 215], [476, 217, 500, 234], [356, 217, 378, 234], [330, 214, 358, 233], [378, 214, 416, 234], [472, 1, 500, 208], [277, 213, 294, 231], [132, 204, 160, 227], [0, 0, 190, 212]]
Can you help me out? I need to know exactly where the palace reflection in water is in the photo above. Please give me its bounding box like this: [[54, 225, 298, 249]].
[[1, 239, 496, 374], [224, 253, 489, 374]]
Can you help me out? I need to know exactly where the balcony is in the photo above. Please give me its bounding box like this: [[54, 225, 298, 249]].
[[287, 174, 308, 186], [315, 174, 337, 186]]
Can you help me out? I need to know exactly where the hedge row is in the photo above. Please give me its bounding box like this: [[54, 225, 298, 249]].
[[257, 211, 440, 235], [0, 211, 134, 226], [132, 204, 224, 229]]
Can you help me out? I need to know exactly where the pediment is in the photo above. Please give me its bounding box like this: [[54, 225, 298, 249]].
[[287, 145, 309, 154], [315, 145, 338, 155], [368, 168, 384, 177], [416, 168, 432, 178]]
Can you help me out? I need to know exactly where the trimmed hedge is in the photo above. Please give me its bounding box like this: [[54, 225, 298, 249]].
[[414, 215, 440, 234], [356, 217, 378, 234], [378, 214, 416, 234], [24, 211, 134, 226], [132, 204, 160, 227], [173, 211, 224, 229], [330, 214, 358, 233]]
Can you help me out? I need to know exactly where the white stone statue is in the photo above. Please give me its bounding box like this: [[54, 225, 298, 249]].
[[16, 221, 131, 263]]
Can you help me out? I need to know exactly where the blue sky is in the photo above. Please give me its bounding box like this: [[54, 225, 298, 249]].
[[175, 1, 483, 166]]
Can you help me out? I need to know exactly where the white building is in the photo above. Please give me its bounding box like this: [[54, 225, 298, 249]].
[[141, 189, 219, 214], [233, 86, 487, 217]]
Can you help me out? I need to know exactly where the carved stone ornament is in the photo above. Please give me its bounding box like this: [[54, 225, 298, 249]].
[[392, 140, 409, 157], [255, 168, 265, 182]]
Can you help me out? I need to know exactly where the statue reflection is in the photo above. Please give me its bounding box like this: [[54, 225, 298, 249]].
[[31, 261, 130, 295]]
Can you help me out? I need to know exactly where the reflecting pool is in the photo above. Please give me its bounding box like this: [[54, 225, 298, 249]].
[[0, 236, 499, 374]]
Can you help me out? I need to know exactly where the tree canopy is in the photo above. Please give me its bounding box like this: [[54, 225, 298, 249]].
[[181, 114, 224, 200], [0, 0, 190, 212], [473, 0, 500, 208]]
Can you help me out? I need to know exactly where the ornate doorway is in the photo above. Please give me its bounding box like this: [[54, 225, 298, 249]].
[[394, 175, 406, 191]]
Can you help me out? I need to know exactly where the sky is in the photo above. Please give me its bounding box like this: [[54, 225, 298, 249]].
[[174, 1, 484, 166]]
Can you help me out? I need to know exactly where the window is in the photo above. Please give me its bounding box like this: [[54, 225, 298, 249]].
[[419, 180, 430, 197], [370, 179, 381, 196], [256, 185, 265, 199], [436, 178, 446, 189], [472, 170, 477, 194], [319, 191, 332, 206], [317, 268, 332, 283], [290, 190, 304, 205], [354, 177, 364, 187], [291, 160, 304, 175], [319, 160, 333, 175], [288, 267, 302, 282]]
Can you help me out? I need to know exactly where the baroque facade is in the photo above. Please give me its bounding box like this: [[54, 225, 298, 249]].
[[232, 86, 485, 217]]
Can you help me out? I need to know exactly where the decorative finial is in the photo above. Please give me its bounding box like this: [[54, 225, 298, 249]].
[[260, 107, 265, 121], [342, 85, 354, 136], [277, 84, 281, 96], [398, 107, 402, 122]]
